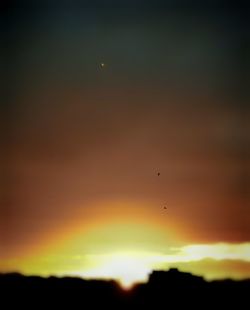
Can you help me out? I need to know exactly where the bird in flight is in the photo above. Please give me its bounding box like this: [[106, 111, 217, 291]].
[[156, 171, 167, 211]]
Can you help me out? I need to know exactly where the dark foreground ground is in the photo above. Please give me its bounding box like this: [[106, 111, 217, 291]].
[[1, 268, 249, 309]]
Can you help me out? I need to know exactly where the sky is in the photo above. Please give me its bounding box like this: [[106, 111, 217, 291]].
[[1, 1, 250, 287]]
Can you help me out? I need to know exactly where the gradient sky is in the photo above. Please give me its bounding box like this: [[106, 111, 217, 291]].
[[1, 1, 250, 286]]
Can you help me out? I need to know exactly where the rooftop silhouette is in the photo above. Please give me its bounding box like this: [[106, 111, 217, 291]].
[[1, 268, 249, 308]]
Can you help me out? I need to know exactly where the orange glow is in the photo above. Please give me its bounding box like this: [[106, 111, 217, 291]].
[[3, 4, 249, 292], [1, 200, 250, 287]]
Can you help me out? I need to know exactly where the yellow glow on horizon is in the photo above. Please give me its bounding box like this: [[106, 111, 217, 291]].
[[1, 243, 250, 287], [1, 197, 249, 287], [78, 252, 152, 288], [68, 243, 250, 288]]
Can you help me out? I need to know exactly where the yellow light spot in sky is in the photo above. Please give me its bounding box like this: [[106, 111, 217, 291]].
[[80, 252, 152, 289]]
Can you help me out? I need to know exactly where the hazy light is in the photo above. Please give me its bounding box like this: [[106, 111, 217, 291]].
[[180, 243, 250, 262], [70, 243, 250, 288], [80, 252, 151, 288]]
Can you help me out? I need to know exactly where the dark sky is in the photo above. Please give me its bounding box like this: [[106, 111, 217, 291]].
[[1, 0, 250, 268]]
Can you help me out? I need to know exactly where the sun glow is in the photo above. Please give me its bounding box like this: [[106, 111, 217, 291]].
[[2, 200, 250, 287], [70, 243, 250, 287], [79, 252, 153, 289]]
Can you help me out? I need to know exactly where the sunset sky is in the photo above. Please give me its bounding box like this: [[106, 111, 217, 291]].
[[1, 1, 250, 288]]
